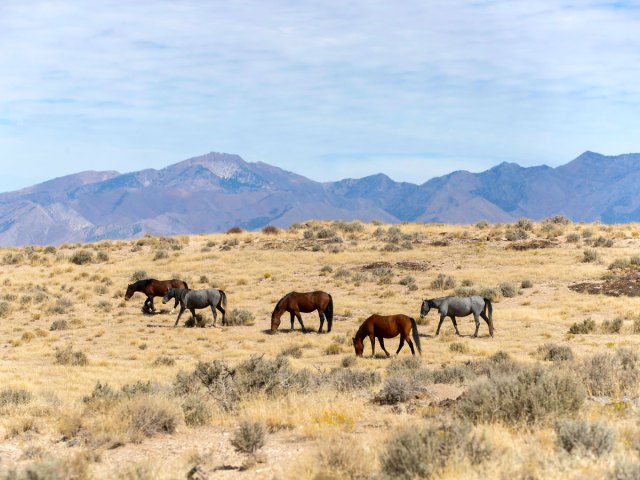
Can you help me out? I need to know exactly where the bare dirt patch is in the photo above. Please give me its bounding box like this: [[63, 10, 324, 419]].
[[569, 267, 640, 297]]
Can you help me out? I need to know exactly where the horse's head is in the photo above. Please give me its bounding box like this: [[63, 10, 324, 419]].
[[124, 284, 134, 300], [270, 313, 281, 333], [162, 288, 173, 304], [420, 299, 430, 318], [352, 336, 364, 357]]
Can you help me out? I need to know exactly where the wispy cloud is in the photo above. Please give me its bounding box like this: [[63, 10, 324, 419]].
[[1, 0, 639, 190]]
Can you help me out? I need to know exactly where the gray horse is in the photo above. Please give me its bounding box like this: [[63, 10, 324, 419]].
[[162, 287, 227, 327], [420, 296, 494, 337]]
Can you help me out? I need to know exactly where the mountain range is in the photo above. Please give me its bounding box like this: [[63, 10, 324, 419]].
[[1, 150, 639, 246]]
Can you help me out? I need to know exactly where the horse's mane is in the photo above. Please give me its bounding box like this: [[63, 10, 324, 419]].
[[272, 292, 290, 316], [130, 278, 155, 289]]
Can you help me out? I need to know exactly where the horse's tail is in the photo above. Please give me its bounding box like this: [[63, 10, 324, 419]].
[[326, 294, 334, 331], [219, 289, 227, 310], [410, 317, 422, 355], [484, 297, 493, 323], [183, 280, 189, 290]]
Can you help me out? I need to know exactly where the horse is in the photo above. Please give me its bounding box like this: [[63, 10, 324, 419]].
[[352, 314, 422, 357], [124, 278, 189, 314], [420, 296, 494, 337], [162, 287, 227, 327], [270, 291, 333, 334]]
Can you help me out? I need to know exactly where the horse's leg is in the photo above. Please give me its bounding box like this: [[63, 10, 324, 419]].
[[450, 315, 461, 336], [378, 337, 390, 357], [148, 295, 155, 313], [473, 312, 481, 337], [210, 305, 217, 327], [174, 305, 186, 327], [190, 308, 199, 327], [480, 311, 494, 337], [369, 334, 376, 357], [405, 331, 416, 355], [172, 297, 179, 314], [317, 311, 325, 333], [435, 312, 446, 335], [295, 311, 307, 333], [290, 312, 295, 330], [217, 302, 226, 326], [396, 335, 405, 355]]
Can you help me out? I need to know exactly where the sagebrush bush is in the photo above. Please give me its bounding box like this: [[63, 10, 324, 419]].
[[70, 250, 93, 265], [554, 419, 615, 456], [0, 453, 90, 480], [566, 232, 580, 243], [324, 343, 342, 355], [568, 318, 596, 334], [117, 395, 181, 443], [0, 302, 10, 318], [50, 319, 69, 331], [612, 461, 640, 480], [449, 342, 469, 353], [152, 355, 175, 367], [499, 282, 518, 297], [521, 279, 533, 289], [55, 345, 88, 366], [505, 228, 529, 241], [328, 368, 380, 392], [458, 365, 585, 425], [375, 375, 417, 405], [381, 421, 477, 479], [578, 349, 639, 397], [582, 248, 600, 263], [0, 388, 32, 408], [602, 317, 623, 334], [431, 273, 456, 290], [181, 395, 212, 427], [279, 345, 303, 358], [130, 270, 147, 282], [261, 225, 279, 235], [536, 343, 574, 362], [231, 420, 266, 455], [225, 308, 255, 326]]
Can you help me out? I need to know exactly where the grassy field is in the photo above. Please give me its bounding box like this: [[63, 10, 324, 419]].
[[0, 219, 639, 479]]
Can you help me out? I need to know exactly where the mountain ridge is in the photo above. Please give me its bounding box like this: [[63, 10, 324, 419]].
[[1, 150, 639, 246]]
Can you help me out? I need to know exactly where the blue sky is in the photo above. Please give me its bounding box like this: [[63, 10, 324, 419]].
[[1, 0, 639, 192]]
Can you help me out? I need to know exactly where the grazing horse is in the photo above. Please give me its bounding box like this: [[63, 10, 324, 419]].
[[352, 314, 422, 357], [162, 288, 227, 327], [420, 296, 494, 337], [270, 291, 333, 333], [124, 278, 188, 313]]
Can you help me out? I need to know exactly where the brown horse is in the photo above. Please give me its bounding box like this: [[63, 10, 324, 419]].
[[271, 291, 333, 333], [124, 278, 189, 314], [352, 314, 422, 357]]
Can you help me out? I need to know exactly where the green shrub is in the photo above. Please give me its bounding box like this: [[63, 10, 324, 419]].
[[568, 318, 596, 334], [458, 365, 585, 425], [554, 419, 615, 456]]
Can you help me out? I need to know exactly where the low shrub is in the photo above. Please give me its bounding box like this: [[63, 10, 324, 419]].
[[431, 273, 456, 290], [521, 279, 533, 289], [70, 250, 93, 265], [578, 349, 639, 397], [328, 368, 381, 392], [612, 461, 640, 480], [116, 395, 181, 443], [449, 342, 469, 354], [152, 355, 175, 367], [566, 232, 580, 243], [226, 226, 243, 234], [381, 420, 477, 479], [130, 270, 148, 282], [499, 282, 518, 297], [181, 395, 212, 427], [582, 248, 600, 263], [261, 225, 280, 235], [50, 319, 69, 331], [609, 258, 630, 270], [602, 317, 623, 334], [324, 343, 342, 355], [279, 345, 303, 359], [231, 420, 266, 455], [375, 375, 417, 405], [568, 318, 596, 334], [225, 308, 255, 326], [0, 388, 32, 408], [458, 365, 585, 425], [554, 419, 615, 456], [55, 345, 88, 366], [536, 343, 574, 362]]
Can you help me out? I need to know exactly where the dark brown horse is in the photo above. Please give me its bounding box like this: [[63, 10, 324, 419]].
[[271, 291, 333, 333], [124, 278, 189, 314], [352, 314, 422, 357]]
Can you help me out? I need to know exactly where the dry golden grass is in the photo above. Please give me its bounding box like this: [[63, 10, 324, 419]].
[[0, 220, 639, 478]]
